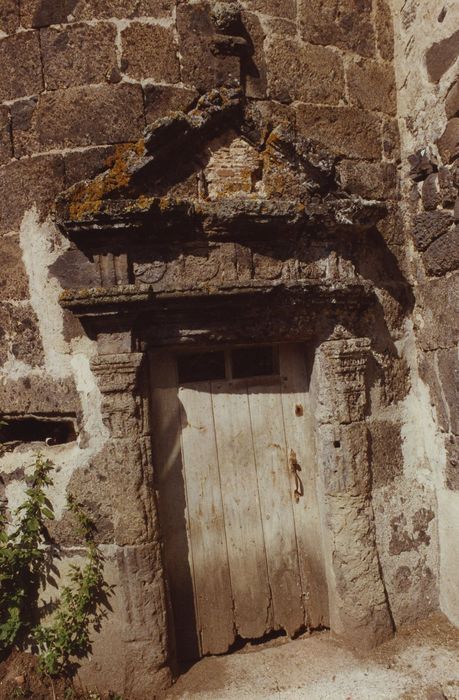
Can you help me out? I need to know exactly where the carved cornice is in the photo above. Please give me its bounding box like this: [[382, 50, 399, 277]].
[[54, 86, 385, 330], [61, 279, 375, 318], [58, 194, 385, 241], [55, 86, 385, 246]]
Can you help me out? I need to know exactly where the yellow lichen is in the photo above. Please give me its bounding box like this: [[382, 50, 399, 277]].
[[136, 194, 154, 210], [67, 140, 146, 221], [159, 196, 174, 212]]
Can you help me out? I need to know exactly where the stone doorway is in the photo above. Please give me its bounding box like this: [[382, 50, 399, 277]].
[[150, 343, 329, 660], [53, 87, 399, 689]]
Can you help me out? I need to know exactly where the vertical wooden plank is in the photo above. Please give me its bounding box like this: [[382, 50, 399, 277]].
[[212, 381, 273, 639], [149, 352, 200, 661], [248, 380, 305, 637], [279, 344, 330, 628], [179, 383, 235, 655]]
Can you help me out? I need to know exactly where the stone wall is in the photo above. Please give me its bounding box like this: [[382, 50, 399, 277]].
[[389, 0, 459, 626], [0, 0, 453, 696]]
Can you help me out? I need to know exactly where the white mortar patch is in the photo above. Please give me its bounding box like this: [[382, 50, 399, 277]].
[[391, 0, 459, 161], [388, 0, 459, 629], [400, 324, 446, 486], [2, 209, 110, 521], [71, 353, 109, 450], [19, 208, 71, 379], [0, 357, 44, 381], [438, 489, 459, 627]]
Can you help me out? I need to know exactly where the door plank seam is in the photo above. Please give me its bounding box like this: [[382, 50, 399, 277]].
[[209, 380, 237, 643], [177, 382, 203, 655], [246, 381, 275, 634], [278, 370, 308, 625]]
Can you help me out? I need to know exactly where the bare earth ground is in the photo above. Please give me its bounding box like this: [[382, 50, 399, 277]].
[[163, 614, 459, 700], [0, 613, 458, 699], [0, 650, 71, 699]]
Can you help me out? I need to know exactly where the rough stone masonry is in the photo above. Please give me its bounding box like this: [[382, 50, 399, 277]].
[[0, 0, 457, 697]]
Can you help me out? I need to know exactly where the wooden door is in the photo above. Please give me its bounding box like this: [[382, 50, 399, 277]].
[[150, 344, 328, 660]]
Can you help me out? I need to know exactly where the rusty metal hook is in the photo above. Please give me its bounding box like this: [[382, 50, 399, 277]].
[[289, 449, 304, 503]]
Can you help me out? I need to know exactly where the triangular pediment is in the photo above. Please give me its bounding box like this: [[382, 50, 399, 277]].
[[54, 87, 388, 329], [56, 87, 384, 241]]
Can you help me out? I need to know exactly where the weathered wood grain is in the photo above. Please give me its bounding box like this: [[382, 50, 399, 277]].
[[179, 382, 235, 654], [212, 381, 273, 639], [248, 380, 305, 636], [279, 344, 330, 628], [151, 344, 328, 658]]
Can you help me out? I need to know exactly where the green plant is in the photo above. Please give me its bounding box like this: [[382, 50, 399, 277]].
[[0, 454, 113, 682], [0, 453, 54, 651], [34, 495, 113, 677]]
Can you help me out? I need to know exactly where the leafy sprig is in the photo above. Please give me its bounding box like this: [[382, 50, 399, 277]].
[[0, 454, 113, 681], [34, 495, 114, 677], [0, 453, 54, 651]]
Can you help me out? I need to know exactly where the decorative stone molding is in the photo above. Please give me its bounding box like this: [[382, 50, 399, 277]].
[[315, 337, 370, 425], [52, 86, 399, 688], [90, 351, 172, 692], [312, 338, 394, 649], [54, 88, 384, 349], [90, 352, 158, 540], [91, 352, 143, 396], [91, 353, 145, 439], [91, 349, 141, 375], [63, 281, 373, 310]]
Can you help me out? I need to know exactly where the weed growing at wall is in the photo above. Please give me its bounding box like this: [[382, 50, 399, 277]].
[[0, 454, 54, 651], [34, 495, 113, 677], [0, 454, 112, 679]]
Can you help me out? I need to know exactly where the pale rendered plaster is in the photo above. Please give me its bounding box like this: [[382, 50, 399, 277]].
[[390, 0, 459, 627]]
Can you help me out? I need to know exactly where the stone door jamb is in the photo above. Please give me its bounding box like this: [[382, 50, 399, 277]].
[[91, 350, 173, 695], [311, 337, 394, 648], [89, 331, 394, 677]]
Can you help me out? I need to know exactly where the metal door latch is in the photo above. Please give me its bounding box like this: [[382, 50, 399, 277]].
[[289, 449, 304, 503]]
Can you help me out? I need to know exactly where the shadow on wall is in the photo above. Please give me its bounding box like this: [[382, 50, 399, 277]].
[[31, 0, 79, 27]]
